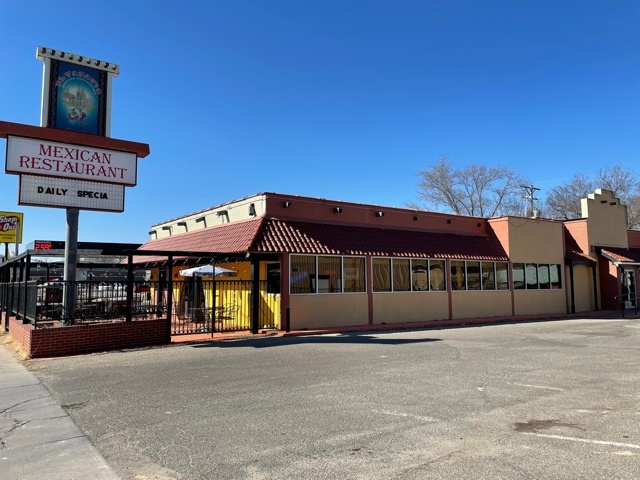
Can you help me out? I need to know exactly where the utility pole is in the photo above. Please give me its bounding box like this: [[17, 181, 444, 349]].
[[521, 184, 540, 218]]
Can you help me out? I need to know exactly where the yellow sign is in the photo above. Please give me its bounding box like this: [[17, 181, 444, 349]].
[[0, 212, 23, 243]]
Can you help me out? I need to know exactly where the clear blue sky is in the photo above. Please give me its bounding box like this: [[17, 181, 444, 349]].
[[1, 1, 638, 251]]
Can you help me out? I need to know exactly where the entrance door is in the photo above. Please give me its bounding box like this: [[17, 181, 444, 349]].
[[262, 262, 281, 329], [621, 269, 636, 309]]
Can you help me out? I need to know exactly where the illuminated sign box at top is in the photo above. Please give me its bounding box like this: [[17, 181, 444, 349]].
[[6, 136, 137, 186]]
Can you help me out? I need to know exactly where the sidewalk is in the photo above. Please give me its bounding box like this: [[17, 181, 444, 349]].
[[0, 337, 120, 480]]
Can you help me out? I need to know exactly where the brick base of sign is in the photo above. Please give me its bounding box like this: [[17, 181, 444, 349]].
[[5, 316, 168, 358]]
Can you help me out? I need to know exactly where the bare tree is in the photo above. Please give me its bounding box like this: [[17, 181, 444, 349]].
[[417, 156, 528, 217], [544, 166, 640, 229], [545, 174, 595, 220]]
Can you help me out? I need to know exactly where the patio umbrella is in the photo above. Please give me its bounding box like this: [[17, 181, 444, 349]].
[[179, 265, 236, 277]]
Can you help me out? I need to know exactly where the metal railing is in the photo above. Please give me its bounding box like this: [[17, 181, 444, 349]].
[[1, 279, 282, 334], [614, 292, 638, 318]]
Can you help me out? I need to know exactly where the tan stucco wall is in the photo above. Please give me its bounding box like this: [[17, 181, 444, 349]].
[[582, 189, 628, 249], [572, 264, 595, 312], [290, 294, 368, 329], [505, 218, 565, 263], [514, 290, 566, 315], [451, 291, 512, 319], [372, 292, 449, 324]]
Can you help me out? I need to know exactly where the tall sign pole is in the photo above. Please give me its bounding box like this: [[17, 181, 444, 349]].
[[36, 47, 120, 324]]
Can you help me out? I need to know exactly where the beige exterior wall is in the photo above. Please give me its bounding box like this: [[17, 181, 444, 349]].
[[572, 264, 595, 312], [514, 290, 566, 315], [151, 194, 267, 239], [582, 189, 628, 249], [372, 292, 449, 324], [290, 294, 368, 329], [451, 291, 512, 319], [504, 218, 565, 263]]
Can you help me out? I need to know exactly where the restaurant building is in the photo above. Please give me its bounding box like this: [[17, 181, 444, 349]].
[[136, 188, 637, 331]]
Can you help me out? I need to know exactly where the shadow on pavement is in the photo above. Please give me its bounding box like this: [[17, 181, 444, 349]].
[[188, 332, 442, 349]]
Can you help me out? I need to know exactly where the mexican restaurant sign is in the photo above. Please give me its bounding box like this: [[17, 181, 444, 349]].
[[6, 136, 137, 186], [0, 212, 24, 243]]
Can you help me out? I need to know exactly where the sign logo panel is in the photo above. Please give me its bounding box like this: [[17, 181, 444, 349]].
[[48, 60, 107, 135]]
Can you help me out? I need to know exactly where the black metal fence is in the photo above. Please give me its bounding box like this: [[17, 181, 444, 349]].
[[1, 279, 281, 335]]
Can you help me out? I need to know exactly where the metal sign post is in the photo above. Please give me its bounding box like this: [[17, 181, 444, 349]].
[[62, 208, 79, 324]]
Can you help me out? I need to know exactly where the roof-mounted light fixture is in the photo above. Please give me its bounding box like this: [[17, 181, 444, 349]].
[[37, 46, 120, 76]]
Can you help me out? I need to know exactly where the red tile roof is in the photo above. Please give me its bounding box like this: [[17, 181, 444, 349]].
[[600, 247, 640, 264], [255, 219, 508, 260], [134, 218, 509, 262], [134, 217, 265, 263]]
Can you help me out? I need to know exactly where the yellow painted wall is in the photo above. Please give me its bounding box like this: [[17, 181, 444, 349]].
[[290, 294, 369, 329], [514, 290, 566, 315], [504, 218, 564, 263], [373, 292, 449, 324], [572, 264, 595, 312], [451, 291, 512, 319], [582, 189, 628, 249]]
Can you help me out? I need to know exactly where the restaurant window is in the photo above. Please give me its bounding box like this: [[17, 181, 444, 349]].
[[411, 259, 428, 291], [344, 257, 366, 293], [525, 263, 538, 289], [550, 264, 562, 289], [318, 256, 341, 293], [393, 258, 411, 291], [290, 255, 316, 294], [451, 260, 466, 290], [429, 260, 446, 291], [373, 258, 391, 292], [496, 262, 509, 290], [513, 263, 525, 290], [481, 262, 495, 290], [466, 261, 481, 290], [538, 264, 550, 289]]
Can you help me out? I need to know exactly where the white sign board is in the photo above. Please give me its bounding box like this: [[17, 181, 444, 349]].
[[19, 175, 125, 212], [6, 136, 137, 186]]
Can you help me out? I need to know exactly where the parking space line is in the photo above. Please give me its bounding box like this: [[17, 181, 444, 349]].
[[372, 410, 438, 422], [510, 383, 564, 391], [521, 432, 640, 449]]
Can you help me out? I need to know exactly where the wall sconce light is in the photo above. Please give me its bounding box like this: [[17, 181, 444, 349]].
[[413, 216, 418, 221], [375, 211, 384, 217], [282, 201, 292, 208], [248, 203, 257, 216], [333, 207, 342, 213], [447, 219, 452, 224]]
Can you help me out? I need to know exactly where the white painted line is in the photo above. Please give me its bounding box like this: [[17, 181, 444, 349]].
[[372, 410, 437, 422], [510, 383, 564, 391], [521, 432, 640, 449]]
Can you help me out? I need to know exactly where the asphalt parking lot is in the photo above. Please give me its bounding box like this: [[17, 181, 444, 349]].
[[31, 317, 640, 480]]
